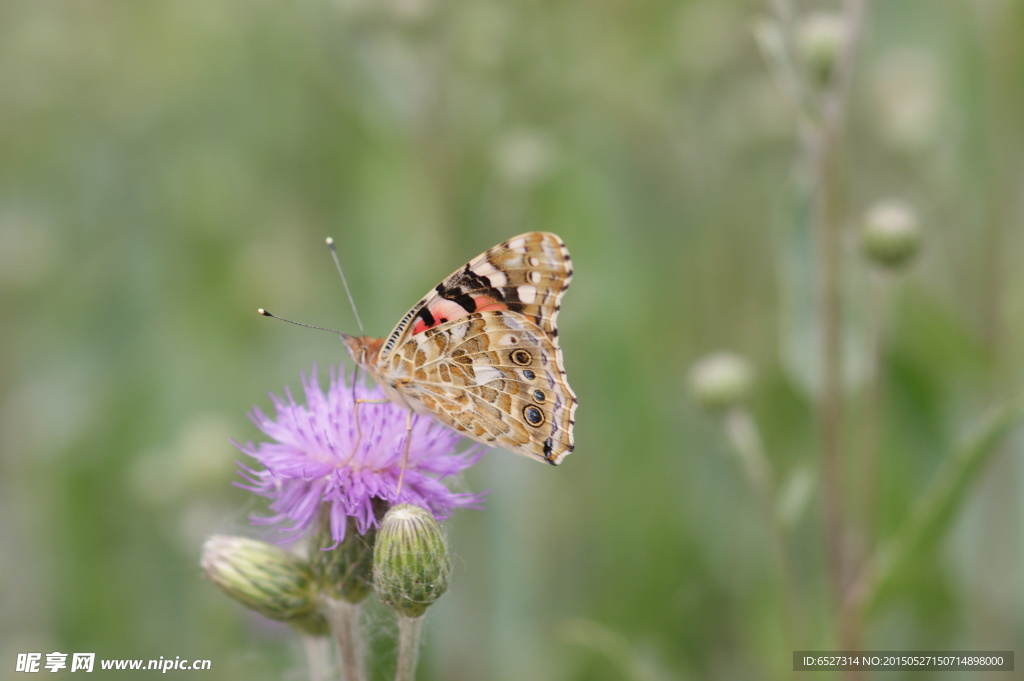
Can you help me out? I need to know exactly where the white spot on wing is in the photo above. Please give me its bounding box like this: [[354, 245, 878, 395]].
[[500, 315, 528, 331], [518, 284, 538, 303], [448, 323, 469, 343], [475, 260, 498, 276], [508, 237, 526, 250], [528, 270, 541, 283], [470, 259, 507, 285], [472, 364, 503, 385]]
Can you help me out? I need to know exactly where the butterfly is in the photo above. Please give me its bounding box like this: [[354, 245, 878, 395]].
[[341, 232, 577, 466]]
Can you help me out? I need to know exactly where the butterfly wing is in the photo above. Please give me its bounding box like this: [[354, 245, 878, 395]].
[[377, 232, 573, 361], [381, 310, 577, 464]]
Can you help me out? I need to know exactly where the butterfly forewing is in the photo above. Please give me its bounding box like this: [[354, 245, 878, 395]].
[[379, 232, 573, 359]]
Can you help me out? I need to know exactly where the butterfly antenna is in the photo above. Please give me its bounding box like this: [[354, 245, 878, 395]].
[[326, 237, 365, 335], [257, 309, 342, 335]]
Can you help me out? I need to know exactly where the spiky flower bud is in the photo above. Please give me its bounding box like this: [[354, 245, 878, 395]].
[[796, 12, 847, 88], [310, 501, 387, 603], [373, 505, 450, 618], [201, 535, 326, 635], [689, 353, 755, 411], [861, 199, 922, 270]]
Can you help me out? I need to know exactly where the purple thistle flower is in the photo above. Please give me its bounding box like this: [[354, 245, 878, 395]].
[[234, 366, 485, 545]]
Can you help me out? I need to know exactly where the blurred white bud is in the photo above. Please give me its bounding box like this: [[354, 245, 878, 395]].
[[689, 353, 756, 411], [335, 0, 432, 24], [386, 0, 432, 23], [492, 129, 556, 186], [861, 199, 923, 270], [128, 413, 235, 506], [869, 49, 942, 150], [796, 12, 847, 88], [177, 414, 237, 488]]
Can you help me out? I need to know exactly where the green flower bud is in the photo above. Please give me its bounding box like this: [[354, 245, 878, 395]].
[[309, 500, 388, 603], [689, 353, 755, 411], [796, 12, 847, 88], [373, 505, 451, 618], [861, 199, 922, 269], [288, 611, 330, 637], [201, 535, 323, 633]]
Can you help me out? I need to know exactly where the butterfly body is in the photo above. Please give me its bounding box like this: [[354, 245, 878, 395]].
[[342, 232, 577, 465]]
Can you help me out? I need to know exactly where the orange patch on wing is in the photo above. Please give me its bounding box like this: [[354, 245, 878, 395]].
[[412, 299, 471, 335], [411, 296, 509, 335]]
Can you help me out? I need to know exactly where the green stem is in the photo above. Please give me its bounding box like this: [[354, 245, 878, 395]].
[[302, 634, 331, 681], [808, 0, 871, 659], [860, 272, 891, 550], [723, 409, 771, 494], [815, 101, 847, 617], [722, 408, 801, 676], [324, 599, 367, 681], [763, 0, 872, 661], [395, 615, 426, 681]]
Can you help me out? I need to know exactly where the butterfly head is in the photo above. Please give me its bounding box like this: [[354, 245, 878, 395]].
[[340, 334, 385, 371]]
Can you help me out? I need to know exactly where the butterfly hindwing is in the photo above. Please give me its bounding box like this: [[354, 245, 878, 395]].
[[383, 310, 577, 464]]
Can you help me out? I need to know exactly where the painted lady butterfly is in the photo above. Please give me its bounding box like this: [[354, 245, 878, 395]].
[[342, 232, 577, 465]]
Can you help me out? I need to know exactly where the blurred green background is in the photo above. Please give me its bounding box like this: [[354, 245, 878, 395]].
[[2, 0, 1022, 679]]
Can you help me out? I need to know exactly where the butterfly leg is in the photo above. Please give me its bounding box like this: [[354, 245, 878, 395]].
[[395, 408, 413, 495], [346, 397, 391, 464], [349, 368, 362, 455]]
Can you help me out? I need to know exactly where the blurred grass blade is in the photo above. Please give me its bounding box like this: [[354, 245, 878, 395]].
[[861, 397, 1024, 611], [562, 618, 685, 681]]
